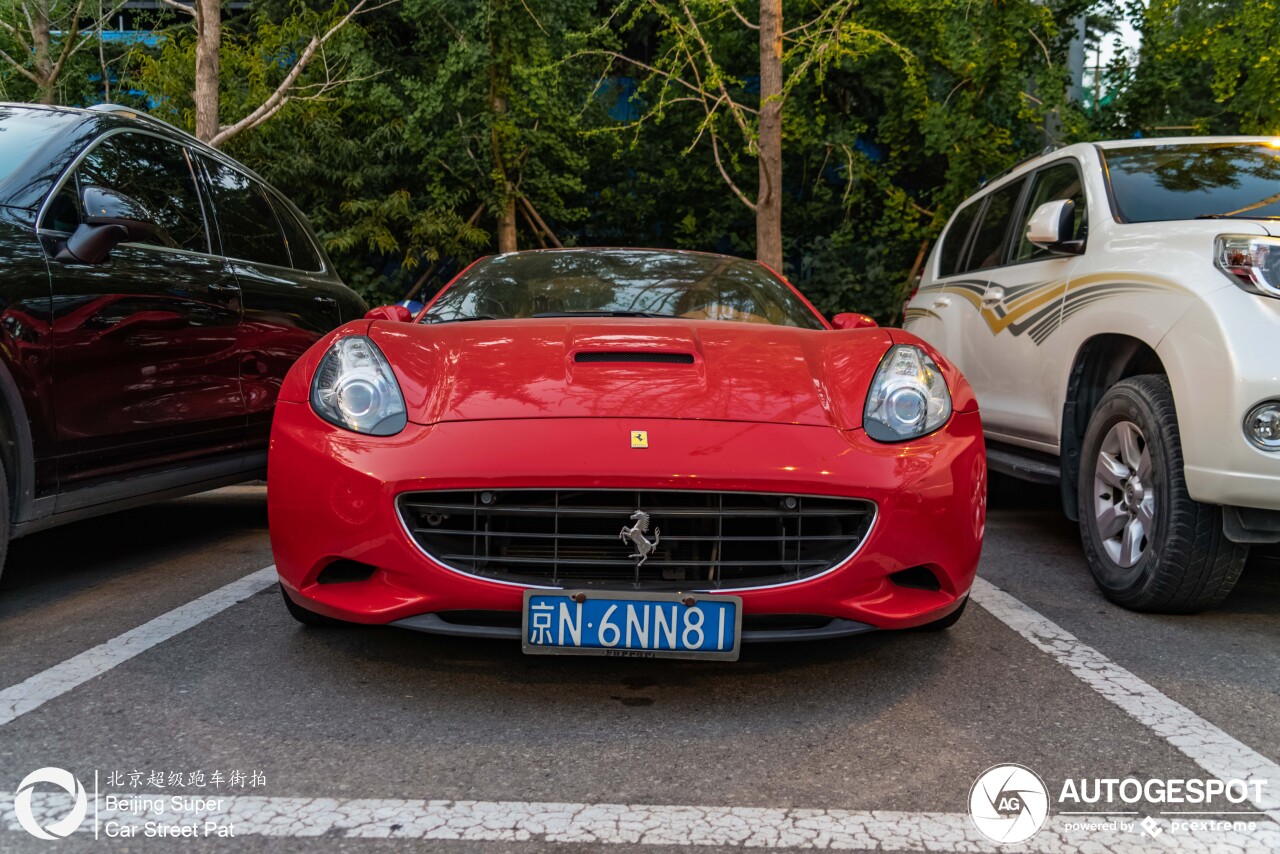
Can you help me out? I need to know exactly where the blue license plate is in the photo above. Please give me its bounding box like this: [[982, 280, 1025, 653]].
[[522, 590, 742, 661]]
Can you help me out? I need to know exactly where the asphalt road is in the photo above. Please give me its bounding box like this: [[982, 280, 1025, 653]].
[[0, 480, 1276, 852]]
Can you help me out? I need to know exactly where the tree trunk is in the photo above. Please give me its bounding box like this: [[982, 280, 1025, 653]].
[[496, 195, 517, 253], [755, 0, 783, 271], [193, 0, 221, 143], [32, 0, 55, 104], [489, 50, 517, 253]]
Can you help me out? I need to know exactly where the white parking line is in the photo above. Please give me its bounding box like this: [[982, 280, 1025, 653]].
[[970, 577, 1280, 822], [0, 566, 277, 727], [2, 791, 1277, 850], [2, 562, 1276, 849]]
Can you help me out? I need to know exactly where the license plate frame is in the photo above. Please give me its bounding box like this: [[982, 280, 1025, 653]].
[[521, 589, 742, 661]]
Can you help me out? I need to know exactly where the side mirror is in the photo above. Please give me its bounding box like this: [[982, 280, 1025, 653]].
[[832, 312, 878, 330], [365, 305, 413, 322], [56, 187, 158, 265], [1026, 200, 1084, 254]]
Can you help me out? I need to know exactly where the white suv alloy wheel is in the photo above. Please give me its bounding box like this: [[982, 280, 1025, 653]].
[[1092, 420, 1156, 569]]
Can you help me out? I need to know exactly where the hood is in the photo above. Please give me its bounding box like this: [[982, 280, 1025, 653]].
[[369, 318, 893, 430]]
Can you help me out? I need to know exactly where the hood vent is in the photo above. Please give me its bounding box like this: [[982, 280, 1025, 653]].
[[575, 351, 694, 364]]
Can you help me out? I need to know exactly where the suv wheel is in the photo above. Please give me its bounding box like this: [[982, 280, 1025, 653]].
[[1077, 375, 1247, 613]]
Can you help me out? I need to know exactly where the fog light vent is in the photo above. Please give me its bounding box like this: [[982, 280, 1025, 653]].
[[888, 566, 942, 591], [316, 559, 376, 584]]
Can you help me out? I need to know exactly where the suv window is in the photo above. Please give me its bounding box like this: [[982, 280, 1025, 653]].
[[1103, 143, 1280, 222], [963, 179, 1025, 272], [1013, 162, 1087, 262], [270, 195, 323, 272], [938, 202, 980, 277], [71, 132, 208, 252], [200, 156, 289, 267]]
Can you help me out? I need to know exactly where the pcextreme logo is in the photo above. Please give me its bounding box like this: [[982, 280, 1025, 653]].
[[968, 763, 1051, 844], [14, 767, 87, 840]]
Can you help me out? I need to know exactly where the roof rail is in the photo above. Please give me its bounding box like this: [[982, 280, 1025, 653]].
[[977, 143, 1064, 189], [85, 103, 198, 142]]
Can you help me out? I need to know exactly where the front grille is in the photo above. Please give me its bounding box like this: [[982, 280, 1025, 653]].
[[398, 490, 875, 590]]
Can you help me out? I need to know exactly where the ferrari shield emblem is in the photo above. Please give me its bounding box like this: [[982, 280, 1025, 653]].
[[630, 430, 648, 448]]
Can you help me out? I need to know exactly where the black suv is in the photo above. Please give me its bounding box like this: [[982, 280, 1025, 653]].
[[0, 102, 365, 573]]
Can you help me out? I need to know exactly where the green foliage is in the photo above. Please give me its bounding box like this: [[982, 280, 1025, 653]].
[[10, 0, 1276, 319], [1093, 0, 1280, 136], [0, 1, 127, 105]]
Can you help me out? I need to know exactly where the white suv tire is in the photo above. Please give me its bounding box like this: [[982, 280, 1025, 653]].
[[1077, 375, 1248, 613]]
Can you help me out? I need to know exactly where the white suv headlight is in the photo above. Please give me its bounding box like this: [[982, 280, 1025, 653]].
[[1215, 235, 1280, 298], [864, 344, 952, 442], [310, 335, 407, 435]]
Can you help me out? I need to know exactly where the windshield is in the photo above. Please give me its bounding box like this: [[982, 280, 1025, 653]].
[[423, 250, 825, 329], [0, 106, 78, 188], [1103, 142, 1280, 222]]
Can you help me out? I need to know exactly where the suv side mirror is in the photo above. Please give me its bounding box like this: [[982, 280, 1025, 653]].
[[1026, 200, 1084, 255], [365, 305, 413, 322], [832, 312, 878, 330], [57, 187, 158, 265]]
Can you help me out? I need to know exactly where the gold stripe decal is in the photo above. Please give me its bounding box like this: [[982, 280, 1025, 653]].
[[935, 275, 1180, 345]]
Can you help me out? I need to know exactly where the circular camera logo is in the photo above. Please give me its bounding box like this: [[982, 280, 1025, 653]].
[[14, 767, 87, 840], [969, 763, 1050, 844]]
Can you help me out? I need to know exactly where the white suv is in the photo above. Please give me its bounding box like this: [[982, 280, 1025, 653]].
[[905, 137, 1280, 612]]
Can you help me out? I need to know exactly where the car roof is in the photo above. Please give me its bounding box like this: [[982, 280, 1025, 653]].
[[964, 136, 1280, 210], [0, 101, 279, 212], [1092, 135, 1280, 150]]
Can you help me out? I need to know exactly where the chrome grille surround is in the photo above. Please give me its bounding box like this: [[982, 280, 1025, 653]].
[[396, 489, 877, 592]]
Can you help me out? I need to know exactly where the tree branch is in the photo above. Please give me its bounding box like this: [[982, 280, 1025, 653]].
[[0, 19, 33, 56], [677, 1, 753, 139], [728, 5, 757, 30], [0, 45, 40, 83], [49, 0, 89, 84], [156, 0, 196, 16], [710, 128, 756, 211], [208, 0, 397, 148]]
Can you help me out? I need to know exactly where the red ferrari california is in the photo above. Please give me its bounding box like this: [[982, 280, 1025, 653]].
[[269, 249, 985, 660]]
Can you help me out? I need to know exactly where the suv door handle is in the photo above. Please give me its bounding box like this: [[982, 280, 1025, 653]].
[[931, 296, 951, 309], [981, 286, 1005, 307]]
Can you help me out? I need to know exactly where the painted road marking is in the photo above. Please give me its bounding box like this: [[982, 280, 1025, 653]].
[[971, 577, 1280, 822], [0, 566, 277, 728], [1, 791, 1277, 850], [1, 564, 1276, 849]]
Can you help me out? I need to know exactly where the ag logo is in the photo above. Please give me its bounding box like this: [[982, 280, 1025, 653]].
[[14, 767, 87, 840], [968, 763, 1049, 844]]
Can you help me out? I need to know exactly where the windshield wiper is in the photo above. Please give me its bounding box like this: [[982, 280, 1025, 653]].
[[421, 313, 500, 324], [531, 310, 684, 319]]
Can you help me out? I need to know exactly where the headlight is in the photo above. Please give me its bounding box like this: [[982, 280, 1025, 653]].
[[864, 344, 952, 442], [310, 335, 407, 435], [1215, 235, 1280, 298]]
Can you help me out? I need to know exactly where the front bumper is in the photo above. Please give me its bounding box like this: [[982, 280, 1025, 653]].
[[268, 404, 985, 632], [1158, 286, 1280, 510]]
